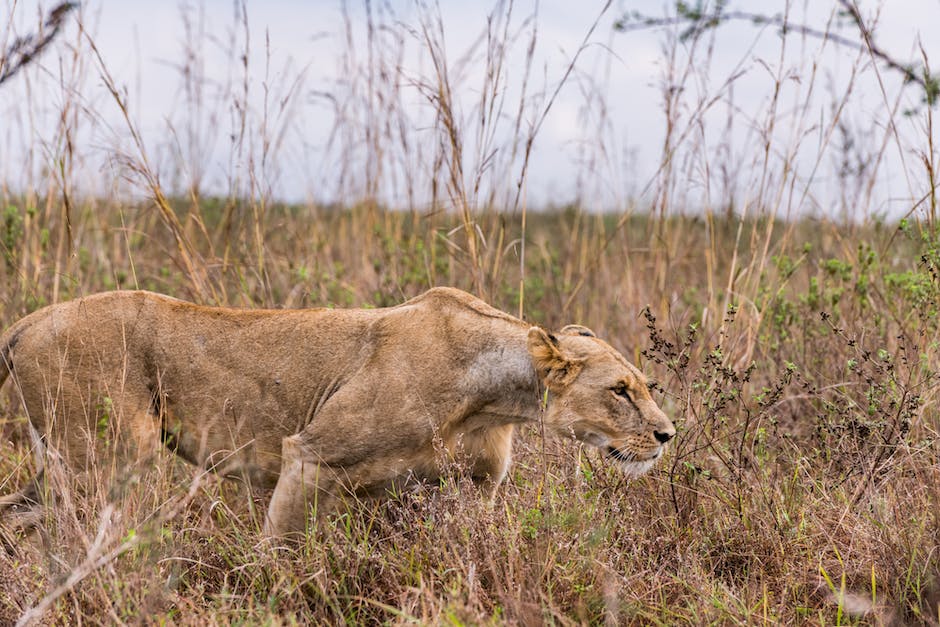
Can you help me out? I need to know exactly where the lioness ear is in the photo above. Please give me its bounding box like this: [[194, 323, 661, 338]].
[[527, 327, 585, 390], [559, 324, 596, 338]]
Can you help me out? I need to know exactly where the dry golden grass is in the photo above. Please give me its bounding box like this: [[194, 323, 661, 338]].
[[1, 204, 938, 625]]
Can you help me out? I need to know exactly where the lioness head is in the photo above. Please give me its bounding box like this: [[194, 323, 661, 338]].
[[527, 325, 675, 477]]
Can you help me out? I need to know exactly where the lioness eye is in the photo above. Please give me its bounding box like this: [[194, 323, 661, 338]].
[[612, 384, 632, 400]]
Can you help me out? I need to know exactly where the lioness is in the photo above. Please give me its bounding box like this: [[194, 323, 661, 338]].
[[0, 287, 674, 537]]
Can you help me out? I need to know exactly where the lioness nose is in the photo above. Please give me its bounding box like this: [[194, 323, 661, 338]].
[[654, 430, 674, 444]]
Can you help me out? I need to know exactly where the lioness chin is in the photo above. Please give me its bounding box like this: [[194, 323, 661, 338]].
[[0, 287, 675, 538]]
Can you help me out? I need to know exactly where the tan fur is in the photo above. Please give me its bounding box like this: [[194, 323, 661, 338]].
[[0, 287, 675, 537]]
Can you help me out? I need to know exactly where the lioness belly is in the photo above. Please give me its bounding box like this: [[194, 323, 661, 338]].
[[159, 400, 285, 489]]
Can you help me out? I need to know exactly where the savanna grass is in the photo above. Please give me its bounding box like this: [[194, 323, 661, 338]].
[[1, 202, 938, 624]]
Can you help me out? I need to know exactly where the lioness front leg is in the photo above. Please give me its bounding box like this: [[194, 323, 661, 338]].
[[465, 424, 514, 502], [263, 434, 342, 538], [264, 435, 418, 538], [262, 376, 438, 539]]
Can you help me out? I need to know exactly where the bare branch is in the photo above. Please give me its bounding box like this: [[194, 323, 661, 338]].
[[614, 1, 940, 106], [0, 2, 79, 86]]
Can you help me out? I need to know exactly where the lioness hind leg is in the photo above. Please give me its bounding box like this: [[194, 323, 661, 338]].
[[0, 470, 43, 512], [0, 471, 45, 554], [19, 381, 161, 513]]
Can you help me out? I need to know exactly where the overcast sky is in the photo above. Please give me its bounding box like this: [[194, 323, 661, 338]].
[[2, 1, 939, 219]]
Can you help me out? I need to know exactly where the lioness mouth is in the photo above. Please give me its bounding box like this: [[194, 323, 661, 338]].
[[606, 446, 634, 463]]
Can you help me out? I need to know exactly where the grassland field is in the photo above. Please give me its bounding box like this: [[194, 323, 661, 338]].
[[0, 198, 937, 624]]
